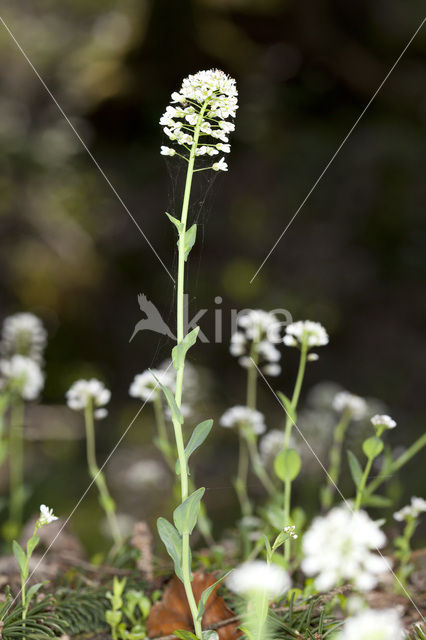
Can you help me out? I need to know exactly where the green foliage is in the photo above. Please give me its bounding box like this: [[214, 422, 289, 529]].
[[154, 376, 184, 424], [157, 516, 184, 581], [347, 450, 363, 488], [267, 592, 340, 640], [172, 327, 200, 370], [182, 224, 197, 261], [0, 590, 65, 639], [105, 576, 151, 640], [196, 572, 230, 621], [362, 436, 383, 459], [277, 392, 297, 423], [176, 419, 213, 475], [274, 449, 301, 482], [174, 487, 205, 535], [165, 212, 184, 234]]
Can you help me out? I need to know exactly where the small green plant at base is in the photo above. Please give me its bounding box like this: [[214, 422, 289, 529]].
[[393, 496, 426, 593], [105, 576, 151, 640]]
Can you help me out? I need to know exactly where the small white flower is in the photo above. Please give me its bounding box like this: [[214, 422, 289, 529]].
[[284, 320, 329, 349], [220, 406, 266, 435], [230, 331, 246, 356], [129, 368, 175, 402], [160, 145, 176, 156], [216, 143, 230, 152], [332, 391, 367, 420], [302, 505, 390, 591], [371, 414, 396, 430], [1, 312, 47, 364], [124, 459, 167, 489], [230, 310, 283, 376], [337, 609, 404, 640], [226, 561, 291, 600], [66, 378, 111, 417], [394, 496, 426, 521], [39, 504, 58, 526], [212, 156, 228, 171], [0, 355, 44, 400]]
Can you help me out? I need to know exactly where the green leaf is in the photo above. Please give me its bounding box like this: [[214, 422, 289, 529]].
[[173, 487, 205, 536], [347, 450, 363, 488], [183, 224, 197, 261], [202, 632, 219, 640], [26, 534, 40, 558], [13, 540, 28, 578], [263, 534, 272, 562], [157, 517, 183, 581], [26, 581, 47, 606], [174, 631, 198, 640], [362, 494, 392, 508], [165, 212, 183, 233], [172, 327, 200, 371], [151, 372, 183, 424], [277, 391, 296, 424], [274, 448, 301, 482], [176, 419, 213, 474], [363, 436, 384, 459], [197, 572, 231, 621]]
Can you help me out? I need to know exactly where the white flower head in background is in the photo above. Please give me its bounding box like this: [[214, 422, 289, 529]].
[[337, 608, 404, 640], [220, 406, 266, 435], [332, 391, 367, 420], [66, 378, 111, 419], [129, 367, 175, 402], [230, 309, 282, 377], [226, 560, 291, 600], [283, 320, 329, 350], [394, 496, 426, 522], [1, 312, 47, 364], [0, 355, 45, 400], [371, 414, 396, 430], [38, 504, 58, 527], [301, 505, 390, 591], [124, 459, 168, 490], [160, 69, 237, 170], [260, 429, 298, 467]]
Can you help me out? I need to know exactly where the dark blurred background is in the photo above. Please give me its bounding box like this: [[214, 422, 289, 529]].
[[0, 0, 425, 550]]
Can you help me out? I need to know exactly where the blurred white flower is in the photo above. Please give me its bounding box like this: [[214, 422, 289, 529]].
[[160, 145, 176, 156], [128, 368, 175, 402], [38, 504, 58, 526], [230, 310, 282, 377], [0, 355, 44, 400], [394, 496, 426, 521], [1, 312, 47, 364], [283, 320, 328, 349], [66, 378, 110, 418], [332, 391, 367, 420], [160, 69, 237, 163], [337, 609, 404, 640], [220, 406, 266, 435], [226, 561, 291, 600], [371, 414, 396, 430], [302, 505, 390, 591], [124, 459, 168, 490], [260, 429, 298, 466]]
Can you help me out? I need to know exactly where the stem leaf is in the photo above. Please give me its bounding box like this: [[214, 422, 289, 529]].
[[174, 631, 198, 640], [172, 327, 200, 371], [362, 494, 392, 508], [173, 487, 205, 536], [363, 436, 384, 459], [152, 373, 183, 424], [176, 419, 213, 475], [182, 224, 197, 261], [157, 517, 184, 582], [347, 450, 363, 488], [197, 572, 231, 621], [165, 212, 183, 234], [274, 448, 301, 482], [13, 540, 27, 578], [277, 391, 297, 424]]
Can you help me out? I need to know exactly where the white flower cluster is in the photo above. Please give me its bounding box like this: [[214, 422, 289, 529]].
[[337, 609, 404, 640], [160, 69, 237, 170], [220, 406, 266, 435], [230, 310, 282, 376], [1, 312, 47, 364], [283, 320, 329, 350], [301, 505, 390, 591], [284, 525, 298, 540], [226, 560, 291, 600], [38, 504, 58, 526], [332, 391, 367, 420], [394, 496, 426, 522], [371, 414, 396, 430], [0, 355, 45, 400], [124, 459, 168, 489], [66, 378, 111, 419], [129, 367, 175, 402], [0, 312, 47, 400]]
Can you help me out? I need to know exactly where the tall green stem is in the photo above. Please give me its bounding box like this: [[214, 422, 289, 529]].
[[9, 397, 25, 534], [153, 391, 174, 470], [354, 455, 374, 511], [321, 410, 351, 509], [84, 402, 122, 547], [235, 430, 252, 517], [170, 102, 208, 640]]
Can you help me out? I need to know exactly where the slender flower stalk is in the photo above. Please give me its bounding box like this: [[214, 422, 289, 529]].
[[84, 399, 122, 547], [8, 397, 25, 537], [393, 497, 426, 592]]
